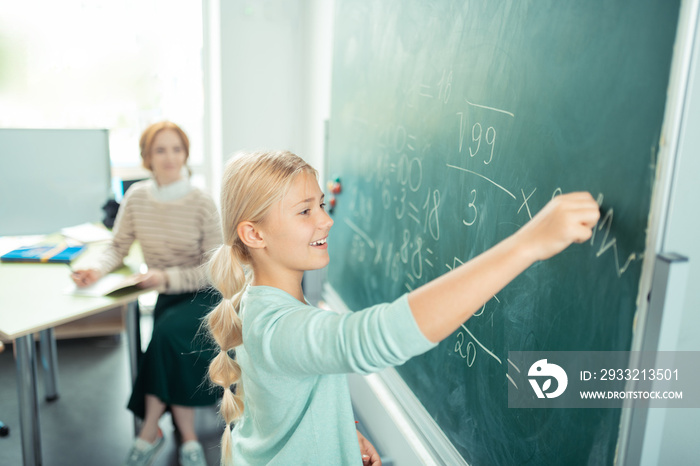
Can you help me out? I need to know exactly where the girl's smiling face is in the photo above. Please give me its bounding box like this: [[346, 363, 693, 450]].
[[256, 171, 334, 282]]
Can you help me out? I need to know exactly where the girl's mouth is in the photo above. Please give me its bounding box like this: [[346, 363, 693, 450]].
[[310, 237, 327, 246]]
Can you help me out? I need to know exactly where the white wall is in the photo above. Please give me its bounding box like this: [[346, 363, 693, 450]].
[[206, 0, 334, 178], [300, 0, 335, 177]]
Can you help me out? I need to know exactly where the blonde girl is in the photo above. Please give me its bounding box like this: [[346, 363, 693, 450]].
[[206, 150, 599, 465]]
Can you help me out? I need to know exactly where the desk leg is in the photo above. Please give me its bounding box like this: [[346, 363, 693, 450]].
[[125, 301, 140, 434], [15, 334, 42, 466], [39, 328, 59, 402]]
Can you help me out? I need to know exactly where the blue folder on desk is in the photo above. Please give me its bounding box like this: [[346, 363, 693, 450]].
[[0, 244, 86, 264]]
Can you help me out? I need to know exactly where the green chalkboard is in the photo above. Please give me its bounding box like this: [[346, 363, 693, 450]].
[[326, 0, 680, 464]]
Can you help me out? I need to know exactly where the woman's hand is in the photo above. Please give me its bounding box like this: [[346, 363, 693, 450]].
[[515, 192, 600, 262], [135, 269, 168, 289], [71, 268, 102, 287], [357, 430, 381, 466]]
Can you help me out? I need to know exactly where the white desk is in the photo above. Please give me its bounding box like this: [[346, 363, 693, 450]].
[[0, 243, 151, 466]]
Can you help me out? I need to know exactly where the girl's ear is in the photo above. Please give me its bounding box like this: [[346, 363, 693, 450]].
[[238, 221, 265, 249]]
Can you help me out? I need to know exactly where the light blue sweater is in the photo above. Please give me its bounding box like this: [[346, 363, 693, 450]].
[[231, 285, 436, 465]]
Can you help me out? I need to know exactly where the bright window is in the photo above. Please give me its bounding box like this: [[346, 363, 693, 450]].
[[0, 0, 204, 183]]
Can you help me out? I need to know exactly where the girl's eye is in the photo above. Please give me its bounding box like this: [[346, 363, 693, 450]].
[[300, 209, 310, 215], [320, 203, 326, 210]]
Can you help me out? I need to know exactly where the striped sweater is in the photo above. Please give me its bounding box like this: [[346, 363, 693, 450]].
[[95, 179, 222, 294]]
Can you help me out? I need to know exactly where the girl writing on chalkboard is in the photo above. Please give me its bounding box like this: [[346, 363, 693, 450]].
[[206, 150, 599, 465]]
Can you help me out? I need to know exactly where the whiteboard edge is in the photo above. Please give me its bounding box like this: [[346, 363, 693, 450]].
[[616, 0, 700, 464]]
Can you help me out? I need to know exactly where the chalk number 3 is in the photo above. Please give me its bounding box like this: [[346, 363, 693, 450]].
[[463, 189, 478, 226]]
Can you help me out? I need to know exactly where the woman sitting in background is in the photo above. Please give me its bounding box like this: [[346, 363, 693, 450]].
[[72, 121, 222, 466]]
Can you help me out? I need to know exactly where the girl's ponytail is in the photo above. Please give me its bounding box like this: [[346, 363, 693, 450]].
[[206, 243, 248, 465]]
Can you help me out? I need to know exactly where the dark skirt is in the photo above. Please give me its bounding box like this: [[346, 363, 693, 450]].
[[127, 289, 222, 418]]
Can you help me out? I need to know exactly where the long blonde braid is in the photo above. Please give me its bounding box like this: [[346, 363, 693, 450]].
[[206, 150, 316, 464]]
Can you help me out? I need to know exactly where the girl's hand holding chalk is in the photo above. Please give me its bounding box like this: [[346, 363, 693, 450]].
[[514, 191, 600, 263]]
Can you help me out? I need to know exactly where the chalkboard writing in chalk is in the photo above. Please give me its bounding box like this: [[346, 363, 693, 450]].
[[326, 0, 680, 464]]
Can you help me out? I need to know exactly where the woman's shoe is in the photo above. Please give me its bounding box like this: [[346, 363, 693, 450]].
[[179, 440, 207, 466], [123, 435, 165, 466]]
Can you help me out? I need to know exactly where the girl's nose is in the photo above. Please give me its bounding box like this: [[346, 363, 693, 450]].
[[320, 208, 334, 230]]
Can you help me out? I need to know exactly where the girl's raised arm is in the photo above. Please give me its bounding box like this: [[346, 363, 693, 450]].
[[408, 192, 600, 343]]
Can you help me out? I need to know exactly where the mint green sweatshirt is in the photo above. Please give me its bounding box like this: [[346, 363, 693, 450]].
[[231, 285, 436, 465]]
